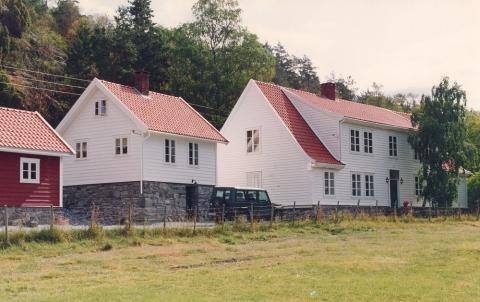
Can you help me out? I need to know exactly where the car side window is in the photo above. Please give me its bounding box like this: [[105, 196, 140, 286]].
[[236, 191, 246, 202], [224, 190, 231, 201], [258, 191, 269, 203], [247, 191, 258, 202]]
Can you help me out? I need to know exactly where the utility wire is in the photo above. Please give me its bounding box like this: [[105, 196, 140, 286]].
[[7, 75, 87, 89], [0, 64, 91, 83], [0, 81, 82, 96]]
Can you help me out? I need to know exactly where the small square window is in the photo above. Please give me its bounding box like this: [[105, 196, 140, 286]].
[[20, 158, 40, 184], [76, 142, 88, 159]]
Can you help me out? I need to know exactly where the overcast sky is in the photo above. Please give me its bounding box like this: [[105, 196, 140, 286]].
[[77, 0, 480, 109]]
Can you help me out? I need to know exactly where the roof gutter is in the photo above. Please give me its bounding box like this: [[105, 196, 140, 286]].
[[311, 161, 345, 170], [147, 130, 228, 145], [0, 146, 73, 157]]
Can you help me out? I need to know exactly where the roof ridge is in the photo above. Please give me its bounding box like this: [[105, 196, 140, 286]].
[[0, 106, 37, 114], [99, 79, 181, 100]]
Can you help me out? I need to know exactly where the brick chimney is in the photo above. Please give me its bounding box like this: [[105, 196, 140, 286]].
[[134, 70, 150, 95], [320, 82, 336, 100]]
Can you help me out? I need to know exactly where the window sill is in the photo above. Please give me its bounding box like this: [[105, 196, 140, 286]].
[[20, 180, 40, 184]]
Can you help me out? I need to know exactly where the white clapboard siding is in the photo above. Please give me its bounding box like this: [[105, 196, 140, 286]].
[[61, 88, 142, 186], [143, 134, 217, 185], [218, 80, 313, 206]]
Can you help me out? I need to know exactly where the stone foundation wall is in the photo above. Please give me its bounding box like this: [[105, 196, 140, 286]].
[[62, 181, 213, 225]]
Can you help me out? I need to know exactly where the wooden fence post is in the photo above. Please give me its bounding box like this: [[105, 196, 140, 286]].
[[193, 205, 197, 235], [292, 201, 296, 226], [250, 203, 254, 232], [335, 200, 339, 222], [4, 205, 8, 243], [375, 200, 378, 219], [476, 200, 480, 221], [221, 204, 225, 230], [270, 205, 274, 227], [50, 205, 54, 230], [316, 200, 321, 224], [354, 199, 360, 219], [428, 200, 432, 222], [163, 204, 167, 231]]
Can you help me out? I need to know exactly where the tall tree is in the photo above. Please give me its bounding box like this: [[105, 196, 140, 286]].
[[51, 0, 81, 39], [408, 77, 470, 208]]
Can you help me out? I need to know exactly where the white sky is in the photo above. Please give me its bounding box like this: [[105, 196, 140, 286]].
[[77, 0, 480, 109]]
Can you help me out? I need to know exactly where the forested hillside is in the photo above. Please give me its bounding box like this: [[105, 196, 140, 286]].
[[1, 0, 479, 154]]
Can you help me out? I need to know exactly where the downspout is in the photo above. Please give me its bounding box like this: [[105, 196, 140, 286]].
[[140, 131, 150, 195]]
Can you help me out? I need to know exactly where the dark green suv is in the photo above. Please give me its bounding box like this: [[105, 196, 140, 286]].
[[209, 187, 276, 221]]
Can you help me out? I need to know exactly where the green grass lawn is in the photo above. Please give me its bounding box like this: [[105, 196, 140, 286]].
[[1, 220, 480, 301]]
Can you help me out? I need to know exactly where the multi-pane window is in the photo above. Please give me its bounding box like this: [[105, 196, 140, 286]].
[[350, 129, 360, 152], [351, 173, 361, 196], [75, 142, 88, 159], [414, 151, 421, 160], [189, 142, 199, 166], [324, 172, 335, 196], [115, 138, 128, 155], [365, 174, 374, 197], [246, 129, 260, 153], [95, 100, 106, 116], [165, 139, 176, 163], [246, 171, 262, 188], [389, 136, 398, 156], [20, 158, 40, 184], [415, 176, 422, 196], [364, 132, 373, 153]]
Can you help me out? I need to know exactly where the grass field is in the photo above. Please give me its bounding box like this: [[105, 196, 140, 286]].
[[1, 219, 480, 301]]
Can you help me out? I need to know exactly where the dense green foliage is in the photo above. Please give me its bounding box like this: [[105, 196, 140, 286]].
[[408, 77, 471, 207]]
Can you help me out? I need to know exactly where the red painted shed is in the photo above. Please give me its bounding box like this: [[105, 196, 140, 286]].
[[0, 107, 73, 207]]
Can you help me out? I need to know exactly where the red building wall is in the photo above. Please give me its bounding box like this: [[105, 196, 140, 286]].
[[0, 151, 60, 207]]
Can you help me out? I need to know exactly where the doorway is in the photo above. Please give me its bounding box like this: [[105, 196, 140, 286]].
[[389, 170, 400, 208], [186, 185, 198, 218]]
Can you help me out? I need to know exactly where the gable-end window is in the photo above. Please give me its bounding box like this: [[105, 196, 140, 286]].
[[246, 129, 260, 153], [189, 142, 199, 166], [364, 132, 373, 153], [415, 176, 422, 196], [350, 129, 360, 152], [365, 174, 374, 197], [389, 136, 398, 157], [95, 100, 106, 116], [324, 172, 335, 196], [165, 139, 176, 163], [20, 158, 40, 184], [115, 138, 128, 155], [351, 173, 361, 196], [246, 171, 262, 188], [75, 142, 87, 159]]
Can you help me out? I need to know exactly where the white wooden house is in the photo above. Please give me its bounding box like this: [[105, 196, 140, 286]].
[[217, 80, 468, 209], [56, 72, 227, 223]]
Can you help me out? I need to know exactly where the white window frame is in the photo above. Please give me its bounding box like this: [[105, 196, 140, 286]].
[[115, 137, 128, 155], [350, 129, 360, 152], [415, 176, 422, 196], [95, 100, 106, 116], [189, 142, 199, 166], [363, 131, 373, 154], [246, 171, 262, 188], [365, 174, 375, 197], [389, 136, 398, 157], [351, 173, 361, 197], [246, 129, 260, 153], [75, 141, 88, 159], [165, 139, 176, 163], [324, 171, 335, 196], [20, 157, 40, 184]]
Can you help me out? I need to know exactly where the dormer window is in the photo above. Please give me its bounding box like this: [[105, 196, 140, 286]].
[[95, 100, 106, 116]]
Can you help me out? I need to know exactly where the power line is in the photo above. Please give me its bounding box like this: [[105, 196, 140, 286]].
[[0, 81, 82, 96], [190, 103, 230, 115], [7, 75, 87, 89], [0, 64, 91, 83]]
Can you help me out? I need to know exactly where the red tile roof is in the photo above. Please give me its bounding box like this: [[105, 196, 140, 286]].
[[287, 88, 413, 129], [100, 80, 227, 143], [0, 107, 73, 154], [254, 81, 342, 165]]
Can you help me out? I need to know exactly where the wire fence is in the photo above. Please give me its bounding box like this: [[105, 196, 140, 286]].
[[1, 200, 479, 242]]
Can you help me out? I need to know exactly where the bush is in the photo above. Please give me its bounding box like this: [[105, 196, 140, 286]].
[[468, 173, 480, 209], [26, 228, 69, 243]]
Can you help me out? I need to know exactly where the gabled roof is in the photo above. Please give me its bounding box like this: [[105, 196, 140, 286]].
[[0, 107, 73, 155], [254, 81, 342, 165], [99, 80, 227, 143], [286, 88, 413, 129]]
